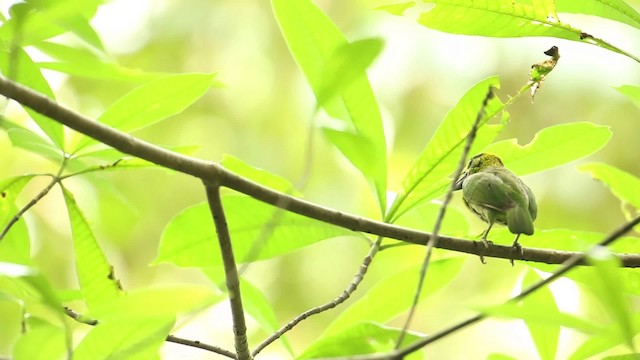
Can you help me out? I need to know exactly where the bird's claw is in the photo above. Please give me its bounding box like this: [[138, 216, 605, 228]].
[[509, 241, 524, 266]]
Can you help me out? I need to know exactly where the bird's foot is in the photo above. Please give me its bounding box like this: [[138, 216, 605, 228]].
[[475, 239, 492, 264], [509, 241, 524, 267]]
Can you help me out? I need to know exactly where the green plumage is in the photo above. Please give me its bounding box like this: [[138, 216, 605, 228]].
[[455, 153, 537, 248]]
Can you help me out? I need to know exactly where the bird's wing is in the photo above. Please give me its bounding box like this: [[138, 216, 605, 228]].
[[461, 171, 516, 212]]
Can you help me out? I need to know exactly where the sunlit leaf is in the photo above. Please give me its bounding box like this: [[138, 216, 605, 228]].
[[556, 0, 640, 30], [483, 122, 612, 176], [273, 0, 387, 212], [321, 258, 463, 337], [13, 321, 67, 360], [522, 270, 560, 360], [389, 76, 505, 222], [62, 186, 122, 310], [73, 318, 173, 360], [616, 85, 640, 108], [74, 73, 217, 151], [221, 154, 298, 194], [1, 119, 63, 162], [578, 163, 640, 211], [154, 195, 355, 267], [0, 176, 35, 264], [0, 44, 64, 149], [379, 0, 638, 62], [300, 322, 422, 359], [36, 41, 163, 82]]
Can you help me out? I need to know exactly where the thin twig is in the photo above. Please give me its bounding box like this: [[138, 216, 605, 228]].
[[205, 184, 251, 360], [396, 88, 495, 348], [1, 77, 640, 267], [63, 306, 237, 359], [252, 236, 383, 357], [0, 156, 68, 242]]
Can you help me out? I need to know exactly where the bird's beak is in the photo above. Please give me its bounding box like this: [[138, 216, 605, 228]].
[[454, 171, 467, 191]]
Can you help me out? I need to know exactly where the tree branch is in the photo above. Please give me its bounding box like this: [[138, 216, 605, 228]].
[[205, 185, 251, 360], [0, 76, 639, 268]]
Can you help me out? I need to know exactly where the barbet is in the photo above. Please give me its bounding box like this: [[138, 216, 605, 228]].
[[454, 154, 537, 254]]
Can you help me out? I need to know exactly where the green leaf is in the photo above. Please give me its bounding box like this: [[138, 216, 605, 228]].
[[221, 154, 299, 194], [13, 321, 67, 360], [89, 285, 222, 320], [321, 258, 463, 337], [35, 41, 163, 82], [62, 186, 122, 310], [383, 0, 639, 62], [299, 322, 422, 359], [0, 176, 35, 264], [74, 73, 217, 151], [1, 119, 63, 162], [483, 122, 612, 176], [388, 76, 505, 222], [578, 163, 640, 210], [556, 0, 640, 30], [272, 0, 387, 212], [522, 270, 560, 360], [0, 44, 64, 149], [616, 85, 640, 108], [154, 195, 354, 267], [73, 318, 173, 360]]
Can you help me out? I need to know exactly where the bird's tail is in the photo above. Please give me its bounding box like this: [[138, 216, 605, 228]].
[[507, 205, 534, 235]]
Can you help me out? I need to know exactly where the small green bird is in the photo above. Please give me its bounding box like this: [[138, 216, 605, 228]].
[[454, 153, 537, 253]]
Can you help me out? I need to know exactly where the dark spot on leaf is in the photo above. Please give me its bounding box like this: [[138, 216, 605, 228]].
[[1, 192, 5, 198]]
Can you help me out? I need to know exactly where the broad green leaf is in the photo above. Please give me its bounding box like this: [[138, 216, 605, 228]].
[[388, 76, 505, 222], [578, 163, 640, 211], [602, 354, 640, 360], [585, 248, 635, 351], [522, 270, 560, 360], [154, 195, 354, 267], [316, 38, 384, 106], [273, 0, 387, 212], [299, 322, 422, 359], [73, 318, 173, 360], [481, 301, 601, 334], [380, 0, 639, 62], [89, 285, 222, 320], [35, 41, 162, 82], [221, 154, 299, 194], [556, 0, 640, 30], [483, 122, 612, 176], [616, 85, 640, 108], [13, 322, 67, 360], [394, 201, 470, 237], [1, 119, 63, 162], [62, 186, 122, 310], [322, 258, 463, 337], [74, 73, 217, 151], [0, 44, 64, 148], [0, 176, 35, 264]]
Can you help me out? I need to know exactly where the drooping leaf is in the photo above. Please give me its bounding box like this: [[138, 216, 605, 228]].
[[578, 162, 640, 211], [35, 41, 163, 82], [483, 122, 612, 176], [616, 85, 640, 108], [388, 76, 505, 222], [221, 154, 299, 194], [74, 73, 217, 151], [73, 318, 173, 360], [154, 195, 355, 267], [1, 119, 63, 162], [0, 176, 35, 264], [556, 0, 640, 30], [521, 270, 560, 360], [321, 258, 463, 337], [0, 43, 64, 149], [299, 322, 422, 359], [62, 186, 122, 310], [378, 0, 639, 62], [272, 0, 387, 212]]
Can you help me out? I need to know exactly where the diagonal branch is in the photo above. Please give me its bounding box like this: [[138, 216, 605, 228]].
[[205, 184, 251, 360], [0, 76, 639, 267]]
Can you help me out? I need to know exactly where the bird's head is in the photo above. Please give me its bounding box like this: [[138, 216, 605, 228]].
[[454, 153, 504, 190]]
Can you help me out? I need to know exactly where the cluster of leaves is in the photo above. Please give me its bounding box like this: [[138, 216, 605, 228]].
[[0, 0, 639, 359]]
